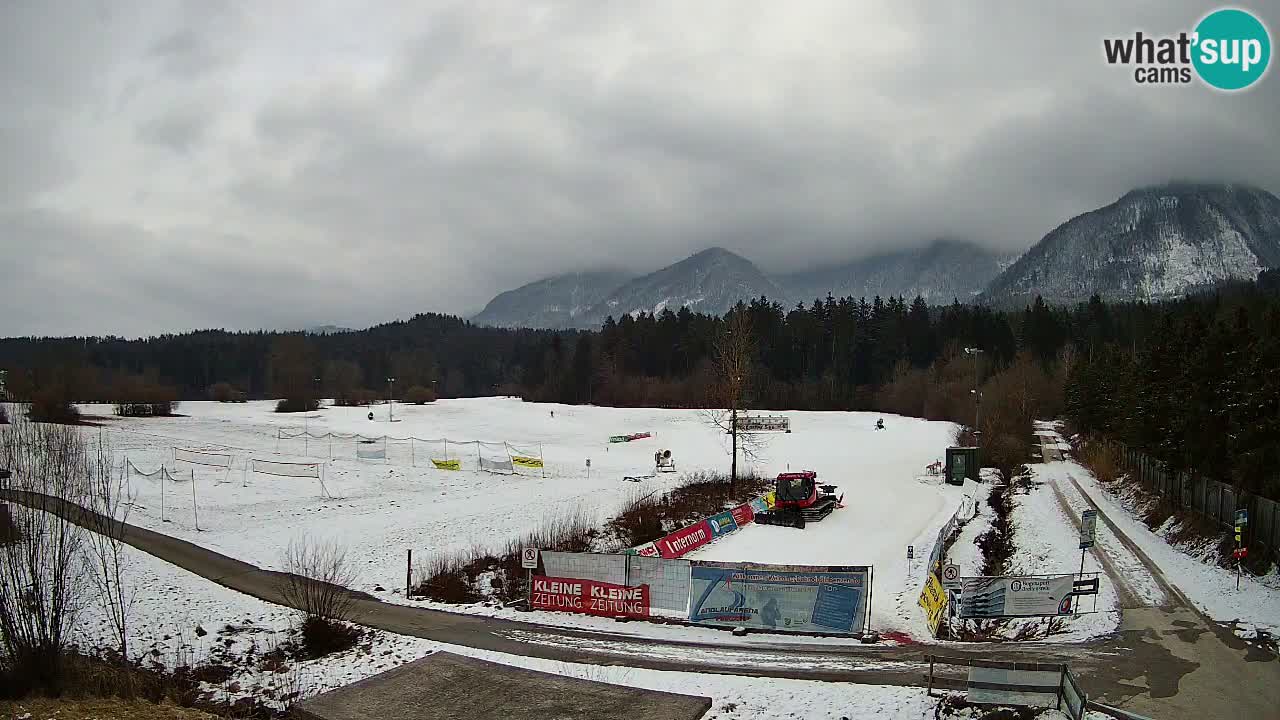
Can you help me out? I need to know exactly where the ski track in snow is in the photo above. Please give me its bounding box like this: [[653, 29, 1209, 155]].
[[1031, 422, 1280, 637]]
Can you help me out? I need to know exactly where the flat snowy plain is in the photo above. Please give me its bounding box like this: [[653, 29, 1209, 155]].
[[92, 398, 967, 632], [17, 400, 1123, 718]]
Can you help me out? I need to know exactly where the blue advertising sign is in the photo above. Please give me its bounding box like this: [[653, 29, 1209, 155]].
[[688, 562, 871, 635], [706, 511, 738, 538], [749, 496, 769, 514]]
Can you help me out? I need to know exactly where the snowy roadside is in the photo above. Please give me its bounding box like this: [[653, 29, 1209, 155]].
[[933, 467, 1121, 644], [1033, 422, 1280, 638], [73, 543, 1107, 719]]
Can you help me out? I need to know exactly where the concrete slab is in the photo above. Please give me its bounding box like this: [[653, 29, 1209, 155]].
[[291, 652, 713, 720]]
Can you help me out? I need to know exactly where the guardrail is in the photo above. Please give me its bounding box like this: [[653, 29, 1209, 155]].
[[927, 655, 1088, 720]]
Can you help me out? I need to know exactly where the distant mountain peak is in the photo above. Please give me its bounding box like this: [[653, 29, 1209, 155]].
[[471, 270, 635, 329], [981, 183, 1280, 306], [774, 239, 1007, 305], [575, 247, 783, 326]]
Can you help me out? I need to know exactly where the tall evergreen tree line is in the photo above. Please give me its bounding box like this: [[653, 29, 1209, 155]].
[[2, 273, 1278, 499]]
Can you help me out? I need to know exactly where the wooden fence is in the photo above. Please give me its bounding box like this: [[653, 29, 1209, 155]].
[[1118, 444, 1279, 559]]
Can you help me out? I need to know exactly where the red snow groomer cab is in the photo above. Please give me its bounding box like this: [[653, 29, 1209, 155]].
[[754, 471, 843, 529]]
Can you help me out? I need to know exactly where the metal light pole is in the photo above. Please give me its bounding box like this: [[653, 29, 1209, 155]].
[[964, 347, 983, 435], [386, 377, 396, 422]]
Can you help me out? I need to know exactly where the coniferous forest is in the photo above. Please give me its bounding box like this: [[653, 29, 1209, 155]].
[[2, 270, 1278, 499]]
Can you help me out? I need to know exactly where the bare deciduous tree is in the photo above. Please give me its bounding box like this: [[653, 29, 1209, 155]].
[[702, 309, 766, 488], [0, 419, 92, 693], [278, 536, 359, 623], [83, 431, 135, 660]]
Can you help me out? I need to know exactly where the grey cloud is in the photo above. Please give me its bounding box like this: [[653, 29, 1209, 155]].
[[1, 0, 1279, 336], [136, 104, 212, 152]]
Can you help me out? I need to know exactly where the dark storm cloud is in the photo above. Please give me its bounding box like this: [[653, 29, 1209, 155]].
[[1, 0, 1277, 337]]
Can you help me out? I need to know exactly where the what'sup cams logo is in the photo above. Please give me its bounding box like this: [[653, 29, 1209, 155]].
[[1104, 8, 1271, 90]]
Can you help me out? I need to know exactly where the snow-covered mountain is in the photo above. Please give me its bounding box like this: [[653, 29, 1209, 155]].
[[981, 183, 1280, 307], [774, 239, 1008, 305], [574, 247, 787, 327], [471, 271, 635, 329]]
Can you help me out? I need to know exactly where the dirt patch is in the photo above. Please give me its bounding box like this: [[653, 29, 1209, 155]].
[[0, 698, 220, 720]]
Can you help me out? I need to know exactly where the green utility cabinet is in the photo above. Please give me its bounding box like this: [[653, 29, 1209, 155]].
[[945, 446, 980, 485]]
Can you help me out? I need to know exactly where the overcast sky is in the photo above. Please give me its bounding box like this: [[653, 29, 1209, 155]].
[[2, 1, 1277, 337]]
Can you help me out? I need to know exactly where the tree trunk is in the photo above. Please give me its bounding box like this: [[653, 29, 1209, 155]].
[[731, 406, 738, 490]]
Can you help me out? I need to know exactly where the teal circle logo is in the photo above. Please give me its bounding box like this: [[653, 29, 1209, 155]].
[[1192, 8, 1271, 90]]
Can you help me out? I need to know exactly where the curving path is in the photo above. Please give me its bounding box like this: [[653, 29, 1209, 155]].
[[3, 487, 1275, 719]]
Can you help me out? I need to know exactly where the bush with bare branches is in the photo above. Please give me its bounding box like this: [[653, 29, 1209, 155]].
[[278, 536, 359, 623], [0, 418, 93, 694]]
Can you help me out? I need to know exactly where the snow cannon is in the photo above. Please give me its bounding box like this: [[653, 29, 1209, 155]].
[[753, 471, 843, 529], [655, 449, 676, 473]]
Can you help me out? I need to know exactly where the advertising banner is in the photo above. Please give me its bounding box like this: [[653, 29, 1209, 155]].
[[431, 459, 460, 471], [707, 511, 738, 538], [656, 520, 712, 558], [688, 562, 871, 634], [511, 456, 544, 469], [749, 496, 769, 514], [530, 576, 649, 618], [730, 503, 755, 527], [627, 541, 660, 557], [958, 575, 1076, 618], [918, 572, 948, 635]]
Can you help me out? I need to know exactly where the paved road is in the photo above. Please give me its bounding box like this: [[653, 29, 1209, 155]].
[[1036, 436, 1279, 719], [4, 481, 1276, 718]]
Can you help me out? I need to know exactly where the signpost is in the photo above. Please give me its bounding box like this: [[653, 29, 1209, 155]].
[[585, 458, 591, 480], [907, 545, 914, 576], [942, 564, 961, 590], [1234, 509, 1248, 590], [1077, 509, 1098, 614], [522, 548, 539, 610]]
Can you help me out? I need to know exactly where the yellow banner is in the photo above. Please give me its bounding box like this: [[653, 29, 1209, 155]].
[[431, 459, 461, 471], [764, 491, 776, 509], [511, 456, 544, 469], [918, 571, 948, 636]]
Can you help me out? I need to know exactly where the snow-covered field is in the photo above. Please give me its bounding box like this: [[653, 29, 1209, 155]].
[[83, 399, 966, 634]]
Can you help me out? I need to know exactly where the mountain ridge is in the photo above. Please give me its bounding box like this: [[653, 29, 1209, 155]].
[[981, 182, 1280, 307]]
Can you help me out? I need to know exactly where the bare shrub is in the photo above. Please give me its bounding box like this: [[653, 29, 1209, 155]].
[[0, 418, 93, 694], [607, 471, 768, 548], [275, 398, 320, 413], [207, 382, 243, 402], [278, 536, 359, 623], [1077, 437, 1122, 484], [83, 431, 136, 659], [28, 384, 80, 424], [415, 550, 488, 603], [414, 507, 599, 604], [404, 385, 436, 404]]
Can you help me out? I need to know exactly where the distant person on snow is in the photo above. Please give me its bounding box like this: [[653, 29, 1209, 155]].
[[875, 418, 885, 431], [551, 410, 555, 418], [368, 411, 374, 421]]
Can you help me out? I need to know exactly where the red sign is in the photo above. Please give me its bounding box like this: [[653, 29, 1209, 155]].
[[633, 541, 660, 557], [1234, 547, 1248, 559], [730, 503, 754, 527], [530, 576, 649, 618], [656, 519, 712, 558]]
